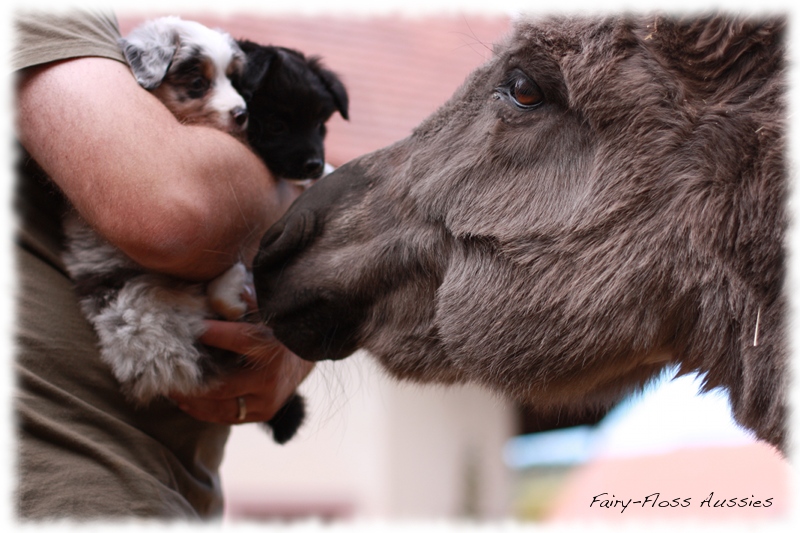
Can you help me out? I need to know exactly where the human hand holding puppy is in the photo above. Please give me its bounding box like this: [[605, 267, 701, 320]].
[[172, 320, 314, 424]]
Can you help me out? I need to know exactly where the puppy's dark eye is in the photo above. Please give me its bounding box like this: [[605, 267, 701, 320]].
[[190, 77, 208, 92], [498, 70, 544, 109]]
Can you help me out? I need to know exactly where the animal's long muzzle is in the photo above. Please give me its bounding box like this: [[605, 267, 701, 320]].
[[253, 159, 374, 361]]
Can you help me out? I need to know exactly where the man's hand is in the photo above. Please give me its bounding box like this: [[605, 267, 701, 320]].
[[171, 320, 314, 424]]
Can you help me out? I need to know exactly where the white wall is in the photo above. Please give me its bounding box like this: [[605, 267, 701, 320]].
[[220, 351, 515, 521]]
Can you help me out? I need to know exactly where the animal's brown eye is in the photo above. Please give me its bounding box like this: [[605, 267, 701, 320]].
[[497, 69, 544, 110], [510, 76, 543, 108]]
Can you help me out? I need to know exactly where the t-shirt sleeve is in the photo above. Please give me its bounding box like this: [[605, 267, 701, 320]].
[[12, 9, 125, 71]]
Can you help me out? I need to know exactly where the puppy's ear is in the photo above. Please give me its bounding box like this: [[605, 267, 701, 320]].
[[236, 40, 280, 100], [311, 61, 349, 121], [119, 21, 179, 90]]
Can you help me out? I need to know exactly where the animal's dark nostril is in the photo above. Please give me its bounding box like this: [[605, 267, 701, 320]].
[[232, 107, 248, 127], [255, 210, 317, 270], [258, 222, 284, 255]]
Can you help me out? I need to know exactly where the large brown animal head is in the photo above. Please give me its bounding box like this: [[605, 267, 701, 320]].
[[254, 15, 787, 449]]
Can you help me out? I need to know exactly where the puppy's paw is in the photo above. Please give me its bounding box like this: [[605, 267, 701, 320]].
[[92, 277, 212, 404], [108, 339, 209, 404], [207, 262, 255, 320]]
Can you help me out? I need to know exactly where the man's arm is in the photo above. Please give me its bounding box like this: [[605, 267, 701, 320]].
[[17, 56, 298, 281]]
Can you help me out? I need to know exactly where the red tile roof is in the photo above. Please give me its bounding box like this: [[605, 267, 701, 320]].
[[118, 13, 512, 166]]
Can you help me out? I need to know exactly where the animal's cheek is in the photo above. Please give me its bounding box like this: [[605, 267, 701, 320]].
[[434, 246, 524, 372]]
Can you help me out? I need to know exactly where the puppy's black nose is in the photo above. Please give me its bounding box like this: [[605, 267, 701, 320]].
[[231, 107, 248, 129], [304, 158, 325, 179]]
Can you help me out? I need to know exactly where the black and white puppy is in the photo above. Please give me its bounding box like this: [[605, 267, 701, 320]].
[[62, 17, 346, 444]]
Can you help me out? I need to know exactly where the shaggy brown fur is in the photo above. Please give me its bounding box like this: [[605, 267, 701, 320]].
[[253, 14, 788, 451]]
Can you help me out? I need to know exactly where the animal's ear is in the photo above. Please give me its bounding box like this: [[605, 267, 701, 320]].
[[119, 23, 178, 90], [310, 60, 349, 120], [235, 40, 280, 100]]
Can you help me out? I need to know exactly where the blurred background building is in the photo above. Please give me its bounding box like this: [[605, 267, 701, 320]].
[[116, 10, 790, 525]]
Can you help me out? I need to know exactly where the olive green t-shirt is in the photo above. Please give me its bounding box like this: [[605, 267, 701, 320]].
[[13, 10, 230, 520]]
